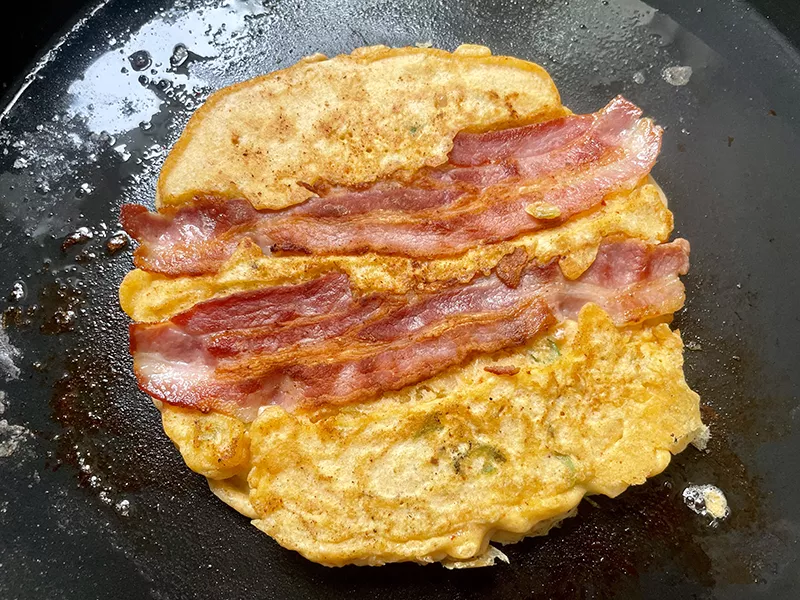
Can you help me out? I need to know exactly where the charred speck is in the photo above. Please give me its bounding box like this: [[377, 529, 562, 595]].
[[38, 281, 83, 335], [61, 227, 94, 252], [50, 351, 153, 493], [106, 231, 131, 254]]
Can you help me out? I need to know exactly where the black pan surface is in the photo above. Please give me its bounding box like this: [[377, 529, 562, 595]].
[[1, 1, 798, 598]]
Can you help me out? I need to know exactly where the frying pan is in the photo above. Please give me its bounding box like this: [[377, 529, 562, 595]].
[[1, 0, 798, 598]]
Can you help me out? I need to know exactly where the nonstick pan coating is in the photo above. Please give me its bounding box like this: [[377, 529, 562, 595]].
[[0, 1, 798, 598]]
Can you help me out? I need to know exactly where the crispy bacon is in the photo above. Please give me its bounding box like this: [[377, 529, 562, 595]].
[[130, 239, 689, 420], [132, 301, 552, 419], [288, 185, 466, 217], [122, 97, 662, 276], [206, 297, 387, 358]]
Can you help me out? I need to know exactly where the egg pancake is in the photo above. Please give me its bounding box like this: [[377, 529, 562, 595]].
[[119, 45, 703, 567]]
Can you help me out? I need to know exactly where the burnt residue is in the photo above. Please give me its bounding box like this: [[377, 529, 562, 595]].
[[3, 305, 37, 328], [2, 275, 85, 334], [676, 262, 795, 448], [38, 280, 84, 335], [510, 471, 718, 594], [40, 260, 168, 499], [106, 231, 131, 254], [49, 348, 160, 495], [0, 238, 163, 499], [61, 227, 94, 252]]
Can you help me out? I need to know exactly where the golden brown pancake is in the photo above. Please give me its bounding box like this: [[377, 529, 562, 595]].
[[120, 45, 703, 567]]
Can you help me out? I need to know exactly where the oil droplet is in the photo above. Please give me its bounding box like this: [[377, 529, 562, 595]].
[[683, 484, 730, 527], [633, 71, 646, 84], [170, 43, 189, 67], [9, 281, 26, 302], [662, 65, 693, 86], [75, 182, 94, 198], [128, 50, 152, 72], [115, 498, 131, 517]]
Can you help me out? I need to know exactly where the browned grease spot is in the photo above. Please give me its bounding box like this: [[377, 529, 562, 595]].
[[495, 247, 529, 288], [61, 229, 93, 252], [48, 333, 164, 494], [38, 281, 83, 335], [106, 231, 130, 254], [483, 364, 520, 376], [3, 305, 35, 328]]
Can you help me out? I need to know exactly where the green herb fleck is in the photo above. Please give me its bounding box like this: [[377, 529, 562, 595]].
[[473, 444, 507, 463], [409, 125, 420, 135], [554, 453, 576, 474], [415, 412, 443, 438], [584, 496, 601, 509], [454, 443, 507, 475], [529, 337, 561, 364]]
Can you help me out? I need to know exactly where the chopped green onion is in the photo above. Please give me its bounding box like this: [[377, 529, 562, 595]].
[[554, 453, 576, 474], [415, 412, 444, 438]]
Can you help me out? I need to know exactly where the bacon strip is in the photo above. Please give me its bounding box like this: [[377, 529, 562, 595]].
[[171, 272, 353, 334], [288, 185, 466, 218], [122, 97, 662, 276], [130, 239, 689, 421], [448, 114, 594, 166], [551, 239, 690, 324], [265, 117, 660, 258]]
